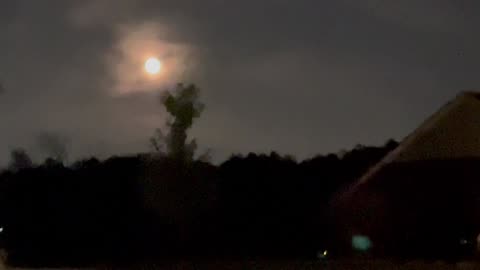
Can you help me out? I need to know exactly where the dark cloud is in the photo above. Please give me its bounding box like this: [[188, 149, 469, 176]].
[[1, 0, 480, 164]]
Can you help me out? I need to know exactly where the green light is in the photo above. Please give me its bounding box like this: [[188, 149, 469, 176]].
[[352, 235, 372, 251]]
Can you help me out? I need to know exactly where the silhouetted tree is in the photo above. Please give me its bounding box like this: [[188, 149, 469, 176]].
[[145, 84, 214, 248], [198, 148, 212, 163], [71, 157, 100, 170], [150, 128, 166, 153], [384, 138, 399, 150], [42, 157, 63, 168], [151, 83, 205, 162], [8, 149, 33, 171]]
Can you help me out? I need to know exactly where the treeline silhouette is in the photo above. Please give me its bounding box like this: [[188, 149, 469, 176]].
[[0, 140, 398, 267]]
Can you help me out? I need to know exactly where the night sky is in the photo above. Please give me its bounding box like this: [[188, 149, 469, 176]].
[[1, 0, 480, 164]]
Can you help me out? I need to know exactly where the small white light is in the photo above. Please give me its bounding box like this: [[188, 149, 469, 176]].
[[317, 249, 328, 259], [0, 227, 3, 233]]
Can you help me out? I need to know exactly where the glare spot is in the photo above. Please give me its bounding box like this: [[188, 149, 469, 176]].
[[0, 227, 3, 233], [352, 235, 372, 251], [317, 249, 328, 259], [145, 57, 162, 74]]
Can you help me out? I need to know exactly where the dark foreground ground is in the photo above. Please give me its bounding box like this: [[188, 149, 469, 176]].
[[4, 259, 480, 270]]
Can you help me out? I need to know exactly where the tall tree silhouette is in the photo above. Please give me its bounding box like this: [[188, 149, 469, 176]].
[[151, 83, 205, 161]]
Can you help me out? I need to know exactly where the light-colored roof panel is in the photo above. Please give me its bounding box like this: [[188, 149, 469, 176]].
[[358, 91, 480, 184]]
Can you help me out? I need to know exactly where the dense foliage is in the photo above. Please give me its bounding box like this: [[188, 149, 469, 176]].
[[0, 141, 398, 267]]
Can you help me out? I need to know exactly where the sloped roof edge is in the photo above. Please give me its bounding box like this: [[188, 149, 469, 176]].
[[355, 90, 480, 186]]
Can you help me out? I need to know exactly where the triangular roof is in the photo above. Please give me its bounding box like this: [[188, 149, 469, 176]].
[[357, 91, 480, 185], [334, 91, 480, 257]]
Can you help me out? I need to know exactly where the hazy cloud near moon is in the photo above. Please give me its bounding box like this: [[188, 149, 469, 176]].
[[69, 1, 195, 95], [106, 22, 194, 95], [1, 0, 480, 164]]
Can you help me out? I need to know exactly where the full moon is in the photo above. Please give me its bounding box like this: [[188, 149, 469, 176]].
[[145, 57, 162, 74]]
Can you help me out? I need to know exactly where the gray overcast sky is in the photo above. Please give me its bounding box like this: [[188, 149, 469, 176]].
[[1, 0, 480, 164]]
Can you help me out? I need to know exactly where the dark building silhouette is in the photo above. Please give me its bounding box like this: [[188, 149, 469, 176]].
[[335, 91, 480, 259]]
